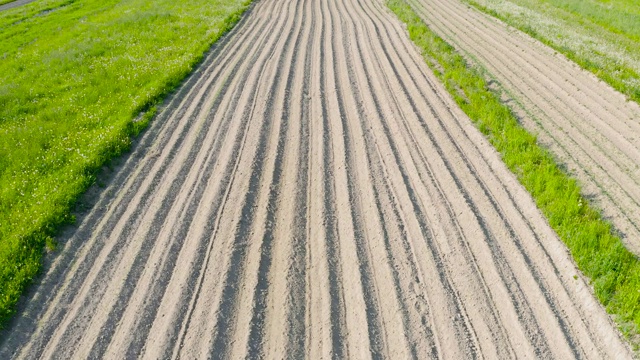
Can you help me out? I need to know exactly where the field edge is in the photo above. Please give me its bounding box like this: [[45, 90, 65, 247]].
[[0, 0, 254, 330], [386, 0, 640, 350], [464, 0, 640, 107]]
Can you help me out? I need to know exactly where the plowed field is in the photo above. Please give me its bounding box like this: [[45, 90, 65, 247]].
[[0, 0, 631, 358], [410, 0, 640, 256]]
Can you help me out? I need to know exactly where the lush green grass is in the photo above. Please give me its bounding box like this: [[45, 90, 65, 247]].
[[0, 0, 250, 327], [388, 0, 640, 347], [530, 0, 640, 41], [466, 0, 640, 104]]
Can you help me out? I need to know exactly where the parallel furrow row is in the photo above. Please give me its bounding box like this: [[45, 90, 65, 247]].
[[0, 0, 631, 358], [410, 0, 640, 255]]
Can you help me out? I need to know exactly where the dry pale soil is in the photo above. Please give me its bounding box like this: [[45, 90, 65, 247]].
[[0, 0, 633, 358], [411, 0, 640, 256]]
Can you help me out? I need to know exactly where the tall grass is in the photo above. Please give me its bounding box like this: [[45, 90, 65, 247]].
[[0, 0, 250, 327], [388, 0, 640, 347]]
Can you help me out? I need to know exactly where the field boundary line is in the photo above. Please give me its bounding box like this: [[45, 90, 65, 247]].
[[464, 0, 640, 106], [387, 0, 640, 351], [0, 0, 255, 330]]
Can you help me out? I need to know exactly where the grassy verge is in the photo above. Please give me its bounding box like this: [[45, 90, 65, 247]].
[[464, 0, 640, 104], [388, 0, 640, 347], [0, 0, 251, 328], [0, 0, 15, 6]]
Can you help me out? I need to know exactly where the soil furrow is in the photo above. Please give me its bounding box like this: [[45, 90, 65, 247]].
[[0, 0, 632, 358], [318, 0, 349, 358], [149, 2, 297, 357], [368, 5, 610, 355], [345, 6, 427, 360], [110, 14, 278, 354], [10, 4, 276, 357], [282, 0, 314, 355], [245, 0, 307, 354], [378, 15, 583, 356], [330, 0, 395, 357], [173, 2, 302, 358], [355, 5, 516, 357], [410, 0, 640, 255]]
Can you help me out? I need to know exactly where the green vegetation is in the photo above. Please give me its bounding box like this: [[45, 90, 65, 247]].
[[0, 0, 16, 6], [465, 0, 640, 103], [388, 0, 640, 346], [0, 0, 250, 327], [549, 0, 640, 38]]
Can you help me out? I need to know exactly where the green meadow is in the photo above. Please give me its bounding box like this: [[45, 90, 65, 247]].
[[0, 0, 249, 327]]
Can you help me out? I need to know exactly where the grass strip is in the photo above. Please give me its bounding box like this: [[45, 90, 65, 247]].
[[0, 0, 251, 328], [465, 0, 640, 105], [525, 0, 640, 41], [388, 0, 640, 346], [0, 0, 15, 6]]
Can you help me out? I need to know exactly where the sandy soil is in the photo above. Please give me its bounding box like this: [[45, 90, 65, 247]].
[[0, 0, 632, 358], [410, 0, 640, 257]]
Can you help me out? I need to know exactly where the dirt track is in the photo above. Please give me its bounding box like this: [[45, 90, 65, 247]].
[[409, 0, 640, 256], [0, 0, 632, 358]]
